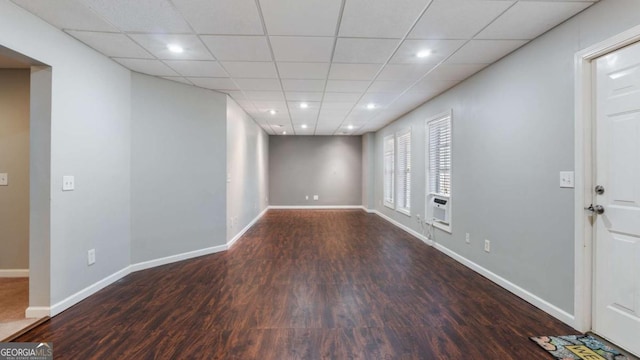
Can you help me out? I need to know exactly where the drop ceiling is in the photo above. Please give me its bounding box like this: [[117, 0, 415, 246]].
[[11, 0, 597, 135]]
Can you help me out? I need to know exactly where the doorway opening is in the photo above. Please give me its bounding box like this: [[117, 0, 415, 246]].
[[0, 46, 51, 341]]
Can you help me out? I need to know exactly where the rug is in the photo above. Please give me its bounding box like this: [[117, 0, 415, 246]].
[[530, 335, 630, 360]]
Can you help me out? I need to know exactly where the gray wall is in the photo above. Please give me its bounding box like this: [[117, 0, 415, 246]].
[[361, 133, 375, 210], [226, 97, 269, 241], [131, 73, 227, 263], [1, 0, 132, 308], [0, 69, 30, 271], [269, 136, 362, 206], [372, 0, 640, 315]]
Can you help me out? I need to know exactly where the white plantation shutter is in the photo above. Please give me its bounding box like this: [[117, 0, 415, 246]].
[[383, 135, 395, 207], [396, 130, 411, 212], [427, 115, 451, 196]]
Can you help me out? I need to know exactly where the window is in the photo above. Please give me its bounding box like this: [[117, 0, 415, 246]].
[[426, 113, 452, 197], [383, 134, 395, 208], [396, 129, 411, 214]]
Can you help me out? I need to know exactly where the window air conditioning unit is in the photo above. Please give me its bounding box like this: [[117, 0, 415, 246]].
[[429, 195, 450, 224]]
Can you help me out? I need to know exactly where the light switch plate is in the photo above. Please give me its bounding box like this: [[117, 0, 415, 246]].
[[0, 173, 7, 186], [62, 175, 75, 191], [313, 195, 319, 200], [560, 171, 574, 188]]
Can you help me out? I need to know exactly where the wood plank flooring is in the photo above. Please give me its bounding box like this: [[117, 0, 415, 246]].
[[0, 278, 28, 322], [15, 210, 576, 359]]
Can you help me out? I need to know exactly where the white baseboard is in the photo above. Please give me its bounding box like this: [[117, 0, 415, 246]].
[[433, 243, 575, 326], [268, 205, 364, 210], [48, 244, 229, 317], [228, 207, 268, 248], [372, 210, 434, 246], [129, 244, 228, 273], [370, 210, 575, 328], [0, 269, 29, 277], [25, 306, 50, 318], [50, 266, 131, 316]]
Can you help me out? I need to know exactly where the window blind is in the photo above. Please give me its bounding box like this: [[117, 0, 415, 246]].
[[383, 135, 395, 206], [396, 130, 411, 212], [427, 116, 451, 196]]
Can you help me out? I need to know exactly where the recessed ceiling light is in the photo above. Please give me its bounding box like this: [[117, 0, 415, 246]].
[[366, 103, 376, 110], [347, 125, 355, 130], [282, 131, 287, 135], [299, 102, 309, 109], [416, 49, 431, 58], [301, 124, 308, 129], [269, 109, 277, 115], [167, 44, 184, 53]]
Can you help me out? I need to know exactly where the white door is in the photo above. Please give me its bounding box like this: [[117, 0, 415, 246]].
[[593, 41, 640, 357]]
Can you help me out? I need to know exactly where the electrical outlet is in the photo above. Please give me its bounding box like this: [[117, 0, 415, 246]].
[[88, 249, 96, 265], [465, 233, 470, 244], [0, 173, 7, 186], [62, 175, 75, 191], [484, 239, 491, 253], [417, 214, 421, 222], [313, 195, 319, 201], [305, 195, 309, 200]]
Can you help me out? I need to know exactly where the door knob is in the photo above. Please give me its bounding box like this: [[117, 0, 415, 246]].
[[585, 204, 605, 215]]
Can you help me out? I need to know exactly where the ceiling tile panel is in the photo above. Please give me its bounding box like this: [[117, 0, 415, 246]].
[[333, 38, 400, 64], [447, 40, 527, 64], [477, 1, 591, 40], [409, 79, 461, 95], [270, 36, 334, 62], [285, 92, 324, 101], [66, 31, 153, 58], [164, 60, 228, 77], [358, 92, 402, 108], [423, 63, 488, 81], [234, 78, 282, 91], [320, 102, 357, 110], [328, 64, 383, 80], [277, 62, 330, 79], [12, 0, 118, 32], [129, 34, 213, 60], [81, 0, 192, 33], [377, 64, 435, 81], [326, 80, 370, 93], [323, 92, 363, 102], [113, 58, 178, 76], [390, 39, 465, 64], [221, 61, 278, 78], [339, 0, 430, 38], [243, 91, 286, 101], [187, 77, 239, 90], [171, 0, 264, 35], [319, 108, 352, 120], [259, 0, 342, 36], [409, 0, 513, 40], [251, 100, 288, 112], [368, 80, 413, 93], [281, 79, 326, 92], [201, 36, 272, 61]]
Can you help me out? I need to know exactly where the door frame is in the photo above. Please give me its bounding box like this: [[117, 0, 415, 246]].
[[574, 23, 640, 333]]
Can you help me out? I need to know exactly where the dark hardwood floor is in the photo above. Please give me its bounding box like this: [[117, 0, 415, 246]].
[[16, 210, 575, 359]]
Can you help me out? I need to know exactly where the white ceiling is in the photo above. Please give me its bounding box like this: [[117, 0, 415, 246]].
[[12, 0, 597, 135]]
